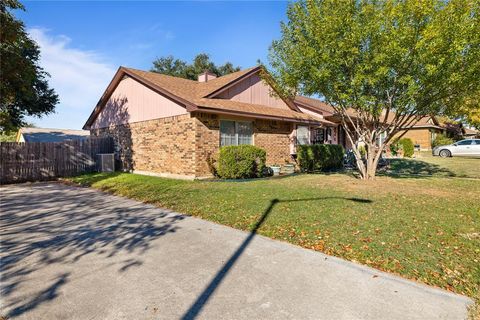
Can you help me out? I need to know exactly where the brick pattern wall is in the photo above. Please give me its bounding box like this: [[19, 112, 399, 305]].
[[396, 129, 433, 150], [194, 113, 220, 177], [92, 113, 296, 178], [91, 114, 196, 176], [193, 113, 295, 176], [254, 119, 293, 165]]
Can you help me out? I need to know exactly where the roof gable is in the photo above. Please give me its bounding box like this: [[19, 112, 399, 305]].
[[295, 96, 445, 130], [213, 73, 290, 110], [83, 66, 317, 129]]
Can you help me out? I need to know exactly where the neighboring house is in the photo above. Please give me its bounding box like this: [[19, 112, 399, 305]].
[[16, 127, 90, 143], [463, 127, 480, 139], [83, 66, 333, 179], [396, 117, 445, 150], [294, 96, 445, 150]]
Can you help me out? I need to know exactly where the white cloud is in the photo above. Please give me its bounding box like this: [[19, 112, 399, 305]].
[[26, 28, 116, 129]]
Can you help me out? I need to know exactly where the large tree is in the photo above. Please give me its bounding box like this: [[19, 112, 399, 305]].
[[458, 101, 480, 129], [151, 53, 241, 80], [0, 0, 59, 132], [269, 0, 479, 179]]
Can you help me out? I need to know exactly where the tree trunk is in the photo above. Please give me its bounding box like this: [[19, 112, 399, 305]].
[[350, 145, 368, 179], [353, 142, 383, 180]]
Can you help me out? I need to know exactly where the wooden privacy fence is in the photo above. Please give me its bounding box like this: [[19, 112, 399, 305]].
[[0, 137, 114, 184]]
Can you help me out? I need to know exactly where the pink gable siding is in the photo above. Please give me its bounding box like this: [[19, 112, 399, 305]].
[[216, 73, 290, 110], [91, 76, 187, 129], [298, 106, 325, 119]]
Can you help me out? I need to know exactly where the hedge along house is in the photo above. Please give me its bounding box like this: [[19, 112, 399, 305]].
[[294, 95, 445, 151], [83, 66, 333, 179]]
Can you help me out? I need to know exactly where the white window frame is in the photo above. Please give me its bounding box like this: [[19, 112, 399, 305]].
[[376, 131, 387, 147], [220, 120, 253, 146], [296, 125, 311, 145]]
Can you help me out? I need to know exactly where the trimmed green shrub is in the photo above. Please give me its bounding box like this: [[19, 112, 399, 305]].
[[297, 144, 344, 172], [217, 145, 266, 179], [398, 138, 414, 157], [432, 133, 454, 148]]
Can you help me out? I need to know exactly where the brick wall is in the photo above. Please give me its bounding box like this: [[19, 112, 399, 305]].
[[92, 113, 296, 178], [192, 113, 295, 176], [254, 119, 293, 165], [194, 113, 220, 177], [91, 114, 196, 176], [396, 128, 433, 150]]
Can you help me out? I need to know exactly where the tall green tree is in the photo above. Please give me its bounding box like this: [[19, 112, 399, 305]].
[[151, 53, 241, 80], [269, 0, 480, 179], [0, 0, 59, 132]]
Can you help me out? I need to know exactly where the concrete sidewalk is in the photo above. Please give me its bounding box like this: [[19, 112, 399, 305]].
[[0, 182, 472, 319]]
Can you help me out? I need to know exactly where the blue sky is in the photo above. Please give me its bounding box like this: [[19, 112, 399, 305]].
[[17, 1, 289, 129]]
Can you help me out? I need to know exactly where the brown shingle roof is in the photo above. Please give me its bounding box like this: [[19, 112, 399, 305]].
[[123, 66, 259, 102], [295, 96, 336, 115], [295, 95, 443, 129], [123, 67, 199, 101], [196, 98, 332, 124], [295, 95, 359, 118], [84, 67, 326, 129], [464, 127, 479, 135]]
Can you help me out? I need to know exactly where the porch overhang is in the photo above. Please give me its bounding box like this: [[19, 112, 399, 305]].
[[194, 107, 327, 125]]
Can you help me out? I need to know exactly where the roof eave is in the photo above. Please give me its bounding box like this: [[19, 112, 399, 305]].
[[295, 101, 336, 117], [195, 106, 325, 125], [406, 125, 444, 130]]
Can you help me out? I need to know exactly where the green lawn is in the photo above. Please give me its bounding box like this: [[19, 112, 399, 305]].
[[68, 157, 479, 302], [387, 152, 480, 178]]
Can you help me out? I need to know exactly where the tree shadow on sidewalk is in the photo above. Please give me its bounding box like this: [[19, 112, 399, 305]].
[[0, 183, 183, 318], [181, 196, 372, 320]]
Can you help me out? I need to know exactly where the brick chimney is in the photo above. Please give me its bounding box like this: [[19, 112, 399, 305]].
[[198, 70, 217, 82]]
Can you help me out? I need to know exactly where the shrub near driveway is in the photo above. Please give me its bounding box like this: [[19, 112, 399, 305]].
[[217, 145, 266, 179]]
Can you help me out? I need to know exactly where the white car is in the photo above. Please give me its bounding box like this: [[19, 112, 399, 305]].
[[432, 139, 480, 157]]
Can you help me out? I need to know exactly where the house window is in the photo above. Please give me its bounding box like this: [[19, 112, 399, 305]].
[[376, 131, 387, 146], [313, 128, 324, 144], [326, 127, 332, 143], [296, 125, 310, 145], [220, 120, 253, 146]]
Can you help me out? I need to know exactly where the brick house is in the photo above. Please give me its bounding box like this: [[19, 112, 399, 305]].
[[395, 117, 445, 150], [294, 95, 445, 151], [83, 66, 333, 179]]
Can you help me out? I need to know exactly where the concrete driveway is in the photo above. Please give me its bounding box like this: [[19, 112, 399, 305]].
[[0, 182, 472, 319]]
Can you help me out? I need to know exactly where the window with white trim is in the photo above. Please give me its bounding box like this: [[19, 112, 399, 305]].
[[296, 125, 310, 145], [220, 120, 253, 146], [376, 131, 387, 146]]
